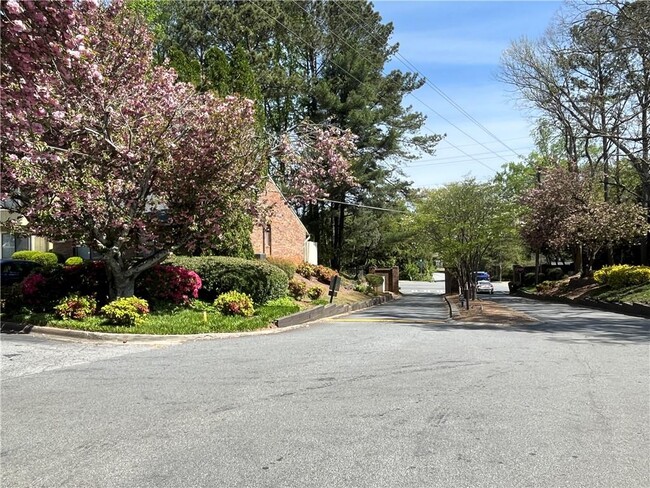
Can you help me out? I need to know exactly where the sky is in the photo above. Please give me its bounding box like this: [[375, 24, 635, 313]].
[[371, 0, 564, 188]]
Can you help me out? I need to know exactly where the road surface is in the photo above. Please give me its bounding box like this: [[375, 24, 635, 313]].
[[1, 282, 648, 487]]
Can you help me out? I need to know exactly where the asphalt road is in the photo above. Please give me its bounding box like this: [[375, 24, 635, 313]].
[[1, 283, 648, 488]]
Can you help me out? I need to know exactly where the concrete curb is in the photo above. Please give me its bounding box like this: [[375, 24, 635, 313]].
[[275, 293, 397, 327], [1, 293, 397, 342], [515, 291, 650, 319]]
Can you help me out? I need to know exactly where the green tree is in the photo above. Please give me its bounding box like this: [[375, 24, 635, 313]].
[[415, 179, 517, 307]]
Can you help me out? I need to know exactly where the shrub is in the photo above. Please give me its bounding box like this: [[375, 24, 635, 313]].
[[296, 262, 316, 279], [21, 272, 49, 308], [266, 257, 297, 279], [61, 260, 109, 305], [166, 256, 288, 304], [535, 281, 555, 294], [523, 272, 545, 286], [314, 265, 337, 284], [100, 297, 149, 326], [307, 286, 323, 300], [65, 256, 84, 266], [354, 283, 374, 295], [12, 250, 58, 268], [594, 265, 650, 289], [54, 294, 97, 320], [366, 274, 384, 288], [214, 291, 254, 317], [288, 278, 307, 300], [138, 264, 202, 305], [265, 296, 296, 307], [546, 267, 564, 281], [0, 283, 25, 315]]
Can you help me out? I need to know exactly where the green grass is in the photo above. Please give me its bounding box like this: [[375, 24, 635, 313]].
[[5, 299, 301, 335], [591, 283, 650, 304]]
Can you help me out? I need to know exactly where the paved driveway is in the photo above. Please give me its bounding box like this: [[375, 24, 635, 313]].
[[1, 285, 648, 487]]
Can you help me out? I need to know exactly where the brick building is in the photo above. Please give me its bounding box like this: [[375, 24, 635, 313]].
[[251, 179, 317, 264]]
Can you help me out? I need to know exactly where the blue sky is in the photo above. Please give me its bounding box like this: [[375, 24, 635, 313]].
[[372, 0, 564, 188]]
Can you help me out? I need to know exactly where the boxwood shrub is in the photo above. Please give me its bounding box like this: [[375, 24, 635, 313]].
[[167, 256, 288, 304], [12, 250, 58, 268]]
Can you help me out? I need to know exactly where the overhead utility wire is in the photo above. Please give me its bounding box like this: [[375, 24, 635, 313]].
[[317, 198, 408, 214], [258, 2, 497, 174], [335, 0, 523, 160], [289, 0, 507, 166]]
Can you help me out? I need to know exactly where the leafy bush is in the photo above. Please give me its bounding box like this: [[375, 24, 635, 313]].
[[314, 265, 337, 284], [296, 262, 316, 279], [266, 257, 297, 279], [354, 283, 375, 295], [214, 291, 254, 317], [100, 297, 149, 326], [21, 272, 49, 309], [138, 264, 202, 305], [61, 261, 109, 305], [307, 286, 323, 300], [523, 272, 545, 286], [535, 281, 555, 293], [12, 250, 58, 268], [594, 265, 650, 289], [54, 294, 97, 320], [65, 256, 84, 266], [265, 296, 296, 307], [166, 256, 288, 304], [546, 267, 564, 281], [366, 274, 384, 288], [0, 283, 25, 315], [288, 278, 307, 300]]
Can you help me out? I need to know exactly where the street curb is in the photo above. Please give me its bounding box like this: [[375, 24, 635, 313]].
[[515, 290, 650, 319], [275, 292, 397, 327], [0, 293, 398, 343], [0, 321, 315, 343]]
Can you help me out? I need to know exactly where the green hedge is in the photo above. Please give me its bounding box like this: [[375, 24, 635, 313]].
[[11, 250, 58, 268], [167, 256, 288, 304]]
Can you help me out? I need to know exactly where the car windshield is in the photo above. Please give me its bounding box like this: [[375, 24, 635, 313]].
[[477, 280, 491, 285]]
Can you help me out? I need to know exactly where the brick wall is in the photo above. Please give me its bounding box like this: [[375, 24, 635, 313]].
[[251, 179, 309, 263]]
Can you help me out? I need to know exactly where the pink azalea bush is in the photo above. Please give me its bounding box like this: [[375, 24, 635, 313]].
[[139, 265, 202, 305]]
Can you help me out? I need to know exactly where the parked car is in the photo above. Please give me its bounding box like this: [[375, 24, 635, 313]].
[[476, 280, 494, 294], [473, 271, 490, 282], [0, 259, 41, 287]]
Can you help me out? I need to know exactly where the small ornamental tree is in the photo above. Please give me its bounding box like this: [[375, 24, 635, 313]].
[[1, 1, 265, 299]]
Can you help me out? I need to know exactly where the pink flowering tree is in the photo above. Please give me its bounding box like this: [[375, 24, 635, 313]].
[[1, 1, 265, 299], [520, 167, 648, 274], [272, 120, 358, 203]]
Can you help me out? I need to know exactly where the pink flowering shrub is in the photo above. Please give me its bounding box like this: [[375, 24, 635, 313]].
[[21, 273, 48, 305], [138, 265, 202, 305]]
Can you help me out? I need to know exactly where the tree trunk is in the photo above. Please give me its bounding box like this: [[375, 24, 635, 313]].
[[107, 269, 137, 301]]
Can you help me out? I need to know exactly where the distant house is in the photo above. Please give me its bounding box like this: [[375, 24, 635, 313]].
[[1, 207, 51, 259], [251, 178, 317, 265], [2, 179, 318, 264]]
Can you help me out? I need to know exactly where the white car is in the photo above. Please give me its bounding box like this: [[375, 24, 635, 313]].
[[476, 280, 494, 294]]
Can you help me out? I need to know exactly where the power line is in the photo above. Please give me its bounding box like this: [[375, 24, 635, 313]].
[[335, 0, 523, 160], [317, 198, 409, 214], [254, 1, 499, 174]]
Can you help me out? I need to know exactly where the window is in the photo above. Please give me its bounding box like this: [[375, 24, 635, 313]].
[[1, 233, 30, 259]]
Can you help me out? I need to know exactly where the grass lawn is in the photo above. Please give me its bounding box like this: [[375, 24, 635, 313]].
[[5, 299, 301, 335], [592, 283, 650, 304]]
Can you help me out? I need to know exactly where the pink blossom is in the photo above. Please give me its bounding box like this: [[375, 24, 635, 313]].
[[6, 0, 23, 15], [12, 19, 27, 32]]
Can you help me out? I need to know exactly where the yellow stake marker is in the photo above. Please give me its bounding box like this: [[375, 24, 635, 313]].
[[203, 311, 208, 323]]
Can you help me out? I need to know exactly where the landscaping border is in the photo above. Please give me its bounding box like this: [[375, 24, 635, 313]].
[[275, 293, 396, 327], [515, 290, 650, 319], [1, 293, 398, 341]]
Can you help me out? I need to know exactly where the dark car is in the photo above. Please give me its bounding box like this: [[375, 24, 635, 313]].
[[0, 259, 41, 287]]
